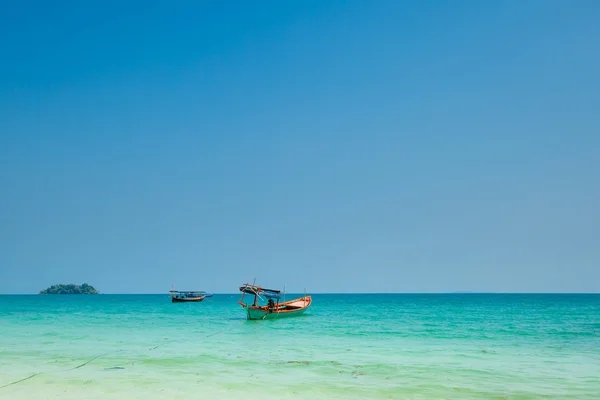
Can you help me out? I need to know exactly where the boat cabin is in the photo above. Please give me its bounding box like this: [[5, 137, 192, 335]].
[[238, 284, 281, 306]]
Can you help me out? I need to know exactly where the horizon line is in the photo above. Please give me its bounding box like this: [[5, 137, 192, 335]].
[[2, 292, 599, 295]]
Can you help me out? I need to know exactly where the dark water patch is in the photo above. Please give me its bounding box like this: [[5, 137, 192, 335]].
[[277, 360, 310, 365], [0, 373, 42, 389], [70, 353, 109, 370], [275, 360, 344, 367]]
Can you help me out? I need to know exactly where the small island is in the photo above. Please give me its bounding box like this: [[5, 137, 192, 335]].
[[40, 283, 99, 295]]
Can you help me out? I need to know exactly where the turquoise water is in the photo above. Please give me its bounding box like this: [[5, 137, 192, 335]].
[[1, 294, 599, 399]]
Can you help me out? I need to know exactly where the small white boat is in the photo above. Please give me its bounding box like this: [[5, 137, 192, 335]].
[[238, 283, 312, 320]]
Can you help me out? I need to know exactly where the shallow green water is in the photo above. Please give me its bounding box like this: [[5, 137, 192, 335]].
[[1, 294, 599, 399]]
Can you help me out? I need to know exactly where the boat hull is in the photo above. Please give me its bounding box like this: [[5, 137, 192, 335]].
[[171, 296, 205, 303], [244, 296, 312, 320]]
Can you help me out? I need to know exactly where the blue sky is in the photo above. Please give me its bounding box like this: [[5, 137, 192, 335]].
[[1, 1, 599, 294]]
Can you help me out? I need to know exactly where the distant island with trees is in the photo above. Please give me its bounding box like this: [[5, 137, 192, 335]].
[[40, 283, 99, 295]]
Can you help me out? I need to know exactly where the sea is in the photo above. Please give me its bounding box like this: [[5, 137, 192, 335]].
[[1, 294, 599, 399]]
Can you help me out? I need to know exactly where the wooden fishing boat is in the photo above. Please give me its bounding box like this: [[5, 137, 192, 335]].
[[169, 290, 212, 303], [238, 283, 311, 320]]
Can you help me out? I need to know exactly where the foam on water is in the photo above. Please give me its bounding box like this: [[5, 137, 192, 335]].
[[1, 294, 599, 399]]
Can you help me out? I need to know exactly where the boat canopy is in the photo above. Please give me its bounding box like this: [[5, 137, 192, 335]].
[[169, 290, 206, 293], [239, 284, 281, 299], [169, 290, 213, 297]]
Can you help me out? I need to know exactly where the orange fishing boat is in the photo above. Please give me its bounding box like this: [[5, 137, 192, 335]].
[[238, 283, 311, 320]]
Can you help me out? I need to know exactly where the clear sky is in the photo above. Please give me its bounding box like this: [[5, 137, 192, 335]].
[[1, 1, 599, 294]]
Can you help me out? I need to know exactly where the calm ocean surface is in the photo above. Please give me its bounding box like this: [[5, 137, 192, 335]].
[[1, 294, 599, 399]]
